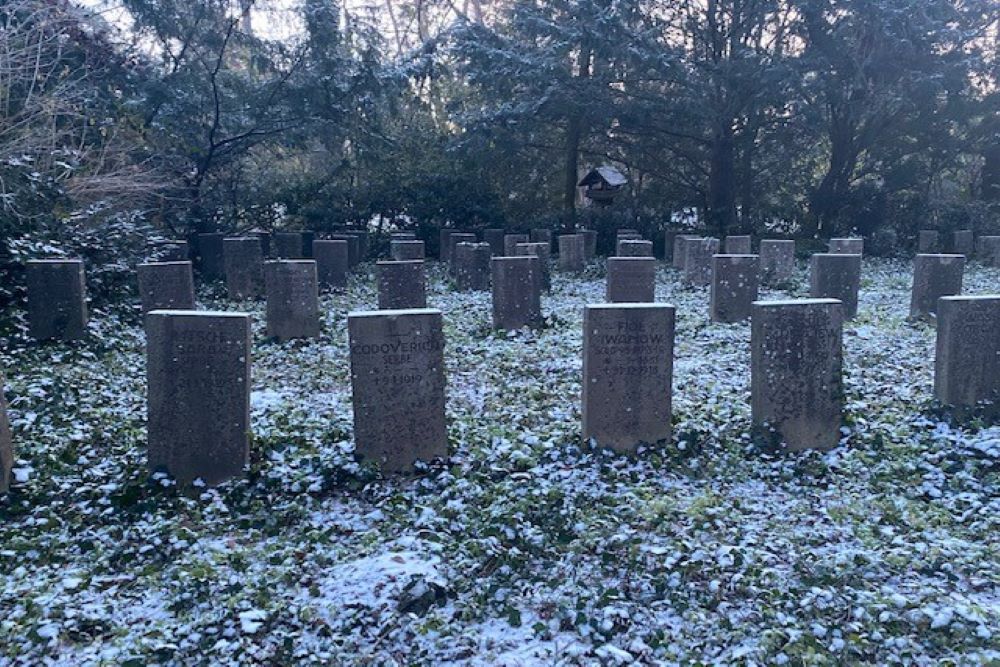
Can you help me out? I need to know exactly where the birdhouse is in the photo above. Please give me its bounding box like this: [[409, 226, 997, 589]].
[[578, 166, 627, 205]]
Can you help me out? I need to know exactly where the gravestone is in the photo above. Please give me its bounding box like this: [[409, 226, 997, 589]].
[[515, 242, 551, 291], [617, 239, 654, 257], [828, 238, 864, 255], [918, 230, 939, 253], [313, 239, 349, 289], [454, 242, 492, 291], [530, 228, 553, 249], [606, 257, 656, 303], [710, 254, 759, 323], [348, 229, 370, 260], [301, 231, 316, 258], [582, 303, 675, 453], [251, 231, 271, 258], [504, 233, 529, 257], [1, 376, 12, 494], [809, 253, 862, 319], [751, 299, 843, 451], [952, 230, 974, 256], [724, 235, 751, 254], [273, 232, 305, 259], [581, 230, 598, 260], [935, 295, 1000, 414], [558, 234, 586, 272], [672, 235, 699, 270], [491, 256, 543, 330], [483, 229, 506, 256], [147, 240, 189, 262], [448, 233, 478, 276], [223, 237, 265, 299], [391, 231, 416, 240], [759, 240, 795, 284], [377, 260, 427, 310], [391, 240, 425, 261], [909, 254, 965, 320], [138, 262, 196, 313], [617, 229, 641, 241], [439, 229, 455, 261], [329, 234, 361, 268], [977, 236, 1000, 266], [197, 233, 226, 279], [146, 310, 251, 485], [26, 259, 88, 341], [348, 308, 448, 472], [683, 238, 720, 286], [265, 260, 320, 339], [663, 231, 679, 263]]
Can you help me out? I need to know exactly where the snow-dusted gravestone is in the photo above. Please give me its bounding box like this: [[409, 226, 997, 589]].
[[672, 235, 699, 270], [313, 239, 349, 289], [329, 234, 361, 268], [146, 310, 251, 485], [710, 254, 759, 323], [196, 232, 225, 279], [724, 235, 751, 254], [758, 240, 795, 285], [504, 233, 529, 257], [910, 254, 965, 320], [25, 259, 88, 341], [439, 229, 455, 262], [809, 253, 862, 319], [617, 239, 654, 257], [683, 238, 720, 286], [223, 237, 265, 299], [483, 229, 505, 256], [448, 233, 477, 275], [1, 376, 12, 494], [828, 238, 864, 255], [146, 240, 189, 262], [976, 236, 1000, 267], [454, 242, 492, 291], [582, 303, 675, 453], [138, 262, 196, 313], [491, 256, 543, 330], [935, 295, 1000, 413], [558, 234, 586, 272], [751, 299, 844, 451], [265, 260, 320, 340], [273, 231, 305, 259], [377, 260, 427, 310], [918, 230, 939, 253], [348, 308, 448, 472], [515, 242, 551, 291], [581, 229, 598, 260], [530, 228, 553, 249], [391, 240, 425, 261], [606, 257, 656, 303], [952, 230, 974, 256]]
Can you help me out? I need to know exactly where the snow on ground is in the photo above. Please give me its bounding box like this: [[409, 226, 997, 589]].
[[0, 257, 998, 665]]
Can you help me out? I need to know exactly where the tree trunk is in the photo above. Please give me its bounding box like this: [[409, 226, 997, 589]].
[[563, 45, 592, 232], [707, 123, 736, 237]]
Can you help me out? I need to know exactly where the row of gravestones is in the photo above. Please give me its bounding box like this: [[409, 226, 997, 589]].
[[4, 229, 1000, 490]]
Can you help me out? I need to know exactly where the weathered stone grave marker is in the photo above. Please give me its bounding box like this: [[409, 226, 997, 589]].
[[348, 308, 448, 472], [491, 256, 543, 330], [377, 260, 427, 310], [935, 295, 1000, 415], [391, 240, 425, 261], [146, 310, 251, 485], [313, 239, 349, 289], [224, 237, 265, 299], [710, 254, 759, 323], [759, 240, 795, 284], [683, 238, 720, 286], [454, 242, 492, 291], [724, 235, 752, 254], [26, 259, 88, 341], [910, 254, 965, 320], [515, 242, 551, 291], [265, 260, 320, 339], [810, 253, 862, 319], [558, 234, 586, 272], [138, 261, 196, 313], [606, 257, 656, 303]]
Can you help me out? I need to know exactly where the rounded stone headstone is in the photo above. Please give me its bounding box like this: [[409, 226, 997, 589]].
[[909, 254, 964, 320], [710, 254, 759, 323], [348, 308, 448, 472], [138, 261, 196, 313], [809, 253, 862, 319], [582, 303, 675, 453], [751, 299, 844, 452], [25, 259, 88, 341]]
